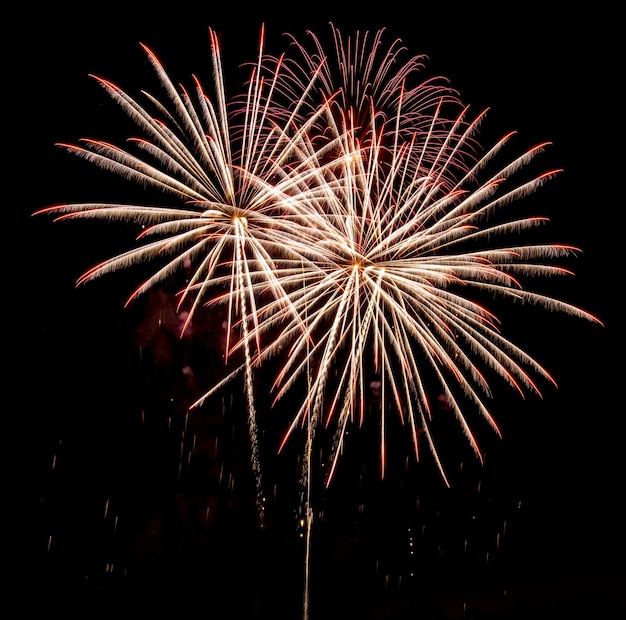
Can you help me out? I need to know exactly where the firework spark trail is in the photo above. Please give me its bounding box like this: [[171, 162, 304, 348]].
[[233, 216, 265, 523]]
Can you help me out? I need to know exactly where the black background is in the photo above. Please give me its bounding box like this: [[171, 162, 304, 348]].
[[14, 3, 623, 618]]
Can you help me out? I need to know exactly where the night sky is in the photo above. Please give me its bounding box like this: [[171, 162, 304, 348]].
[[17, 4, 623, 618]]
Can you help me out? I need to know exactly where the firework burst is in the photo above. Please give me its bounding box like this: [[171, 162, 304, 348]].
[[35, 23, 601, 620], [35, 18, 603, 495], [34, 25, 348, 525], [214, 103, 601, 488]]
